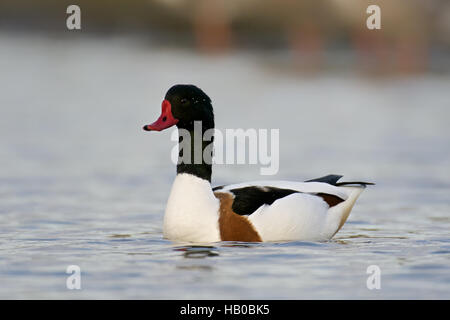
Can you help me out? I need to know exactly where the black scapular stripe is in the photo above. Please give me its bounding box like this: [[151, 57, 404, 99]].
[[228, 186, 346, 216], [230, 186, 299, 216]]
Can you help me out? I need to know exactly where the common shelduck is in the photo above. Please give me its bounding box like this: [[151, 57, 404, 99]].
[[143, 84, 373, 243]]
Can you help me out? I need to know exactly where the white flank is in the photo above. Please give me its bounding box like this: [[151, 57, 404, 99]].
[[227, 181, 366, 241], [247, 193, 331, 241]]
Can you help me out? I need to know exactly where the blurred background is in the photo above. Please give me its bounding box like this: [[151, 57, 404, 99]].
[[1, 0, 450, 73], [0, 0, 449, 299]]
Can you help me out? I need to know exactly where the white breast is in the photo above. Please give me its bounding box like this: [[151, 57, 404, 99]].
[[163, 173, 221, 242]]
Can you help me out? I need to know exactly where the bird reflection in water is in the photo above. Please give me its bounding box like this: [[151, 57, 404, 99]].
[[174, 245, 219, 259], [174, 242, 260, 259]]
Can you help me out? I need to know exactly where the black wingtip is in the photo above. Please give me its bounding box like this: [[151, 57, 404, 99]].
[[305, 174, 374, 187], [335, 181, 375, 187], [305, 174, 343, 185]]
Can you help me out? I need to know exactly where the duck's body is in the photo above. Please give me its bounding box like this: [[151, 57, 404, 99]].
[[143, 84, 373, 243], [163, 173, 368, 242]]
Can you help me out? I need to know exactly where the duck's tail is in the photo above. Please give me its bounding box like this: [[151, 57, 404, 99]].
[[306, 174, 374, 239], [326, 185, 368, 238]]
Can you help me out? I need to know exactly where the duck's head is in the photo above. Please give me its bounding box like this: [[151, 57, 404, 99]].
[[143, 84, 214, 132]]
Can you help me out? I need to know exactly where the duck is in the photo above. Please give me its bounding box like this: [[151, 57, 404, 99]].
[[143, 84, 373, 243]]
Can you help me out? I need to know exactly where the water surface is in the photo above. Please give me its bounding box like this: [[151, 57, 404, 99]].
[[0, 32, 449, 299]]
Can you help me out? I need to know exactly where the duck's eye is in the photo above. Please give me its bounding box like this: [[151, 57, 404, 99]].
[[180, 98, 188, 105]]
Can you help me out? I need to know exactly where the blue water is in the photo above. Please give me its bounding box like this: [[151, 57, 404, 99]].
[[0, 32, 449, 299]]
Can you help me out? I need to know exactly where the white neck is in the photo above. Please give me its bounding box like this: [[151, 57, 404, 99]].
[[163, 173, 221, 242]]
